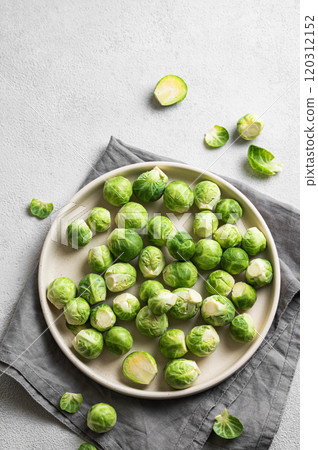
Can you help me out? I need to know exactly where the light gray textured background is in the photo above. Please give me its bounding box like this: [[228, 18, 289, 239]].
[[0, 0, 299, 449]]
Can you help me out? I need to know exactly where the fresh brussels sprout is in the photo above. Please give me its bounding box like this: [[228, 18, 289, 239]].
[[146, 215, 176, 246], [237, 113, 264, 140], [164, 359, 200, 390], [213, 409, 244, 439], [87, 403, 117, 433], [193, 210, 219, 238], [139, 280, 164, 303], [221, 248, 249, 275], [138, 246, 166, 278], [215, 199, 242, 224], [201, 295, 235, 327], [159, 329, 188, 359], [72, 329, 104, 359], [231, 282, 257, 310], [78, 444, 97, 450], [29, 198, 53, 219], [206, 270, 235, 296], [133, 166, 168, 202], [148, 289, 177, 315], [204, 125, 229, 148], [90, 304, 116, 332], [154, 75, 187, 106], [186, 325, 220, 357], [170, 288, 202, 320], [59, 392, 83, 413], [103, 176, 132, 206], [230, 313, 256, 343], [67, 219, 92, 249], [66, 321, 91, 335], [214, 224, 242, 249], [107, 228, 143, 262], [191, 239, 223, 270], [163, 261, 198, 288], [115, 202, 148, 230], [88, 245, 113, 273], [104, 263, 137, 292], [166, 232, 195, 261], [122, 351, 158, 384], [104, 326, 133, 356], [245, 258, 273, 288], [136, 306, 168, 338], [113, 293, 140, 320], [248, 145, 283, 175], [242, 227, 267, 255], [78, 274, 106, 305], [64, 297, 90, 325], [164, 181, 194, 213], [193, 181, 221, 211], [47, 277, 77, 309], [87, 207, 111, 232]]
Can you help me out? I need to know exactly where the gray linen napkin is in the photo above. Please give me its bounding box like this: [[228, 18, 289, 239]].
[[0, 137, 299, 450]]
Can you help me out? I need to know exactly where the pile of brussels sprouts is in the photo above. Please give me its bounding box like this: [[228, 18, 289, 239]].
[[47, 166, 274, 397]]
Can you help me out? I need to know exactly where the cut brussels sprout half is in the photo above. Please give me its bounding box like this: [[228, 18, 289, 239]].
[[122, 351, 158, 384], [115, 202, 148, 230], [245, 258, 273, 288], [133, 167, 168, 202], [214, 224, 242, 249], [60, 392, 83, 413], [204, 125, 229, 148], [164, 180, 194, 213], [104, 263, 137, 292], [215, 199, 242, 224], [213, 409, 244, 439], [47, 277, 77, 310], [230, 313, 256, 343], [87, 207, 111, 232], [104, 326, 133, 356], [90, 304, 116, 332], [78, 274, 106, 305], [192, 239, 223, 271], [146, 215, 176, 246], [87, 403, 117, 433], [170, 288, 202, 320], [163, 261, 198, 288], [242, 227, 266, 256], [64, 297, 90, 326], [193, 210, 219, 238], [103, 176, 132, 206], [201, 295, 235, 327], [164, 359, 200, 390], [186, 325, 220, 357], [29, 198, 53, 219], [136, 306, 168, 338], [88, 245, 113, 273], [206, 270, 235, 296], [231, 282, 257, 310], [193, 181, 221, 211], [166, 231, 195, 261], [248, 145, 283, 175], [237, 113, 264, 140], [139, 280, 164, 303], [154, 75, 187, 106], [138, 246, 166, 278], [148, 289, 177, 315], [159, 329, 188, 359], [107, 228, 143, 262], [72, 329, 104, 359], [113, 293, 140, 321], [67, 219, 92, 249], [221, 248, 249, 275]]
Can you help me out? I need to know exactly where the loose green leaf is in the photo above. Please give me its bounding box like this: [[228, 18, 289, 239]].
[[248, 145, 283, 175], [59, 392, 83, 413], [78, 443, 97, 450], [29, 199, 53, 219], [204, 125, 229, 148], [154, 75, 187, 106], [213, 409, 243, 439]]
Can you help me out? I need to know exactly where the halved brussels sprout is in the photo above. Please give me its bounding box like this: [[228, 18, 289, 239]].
[[191, 239, 223, 271], [47, 277, 77, 309], [170, 288, 202, 320], [193, 181, 221, 211], [113, 293, 140, 321], [139, 280, 164, 303], [138, 246, 166, 278], [248, 145, 283, 175], [146, 216, 176, 246], [133, 167, 168, 202], [213, 409, 244, 439], [206, 270, 235, 296], [67, 219, 92, 249], [104, 263, 137, 292], [193, 210, 219, 238], [163, 261, 198, 288], [59, 392, 83, 413], [154, 75, 187, 106], [90, 304, 116, 332], [66, 321, 91, 335], [166, 231, 195, 261], [148, 289, 177, 315], [122, 351, 158, 384], [107, 228, 143, 262], [204, 125, 229, 148], [245, 258, 273, 288], [136, 306, 168, 338], [230, 313, 256, 343], [103, 176, 132, 206], [87, 207, 111, 232], [221, 248, 249, 275], [237, 113, 264, 140], [242, 227, 267, 256], [78, 273, 106, 305], [164, 359, 200, 390], [201, 295, 235, 327], [186, 325, 220, 357], [215, 199, 242, 224], [164, 181, 194, 213], [115, 202, 148, 230], [159, 329, 188, 359], [72, 329, 104, 359], [88, 245, 113, 273], [87, 403, 117, 433], [64, 297, 90, 325], [104, 326, 133, 356], [29, 198, 53, 219], [231, 282, 257, 310], [214, 224, 242, 249]]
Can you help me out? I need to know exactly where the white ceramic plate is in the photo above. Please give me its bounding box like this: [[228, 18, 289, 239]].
[[38, 162, 280, 399]]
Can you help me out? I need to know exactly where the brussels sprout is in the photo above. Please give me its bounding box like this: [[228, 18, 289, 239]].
[[164, 181, 194, 213], [204, 125, 229, 148], [166, 232, 195, 261], [146, 216, 176, 246], [248, 145, 283, 175], [103, 176, 132, 206], [72, 329, 104, 359], [148, 289, 177, 315], [154, 75, 187, 106], [191, 239, 223, 271], [66, 321, 91, 335], [164, 359, 200, 390], [104, 326, 133, 356], [193, 181, 221, 211], [221, 248, 249, 275], [139, 280, 164, 303], [88, 245, 113, 273], [159, 329, 188, 359], [231, 282, 257, 310], [242, 227, 267, 255], [237, 113, 264, 140], [64, 297, 90, 325], [230, 313, 256, 343], [115, 202, 148, 230], [214, 224, 242, 249], [90, 304, 116, 332], [138, 246, 166, 278], [215, 199, 242, 224], [78, 444, 97, 450], [136, 306, 168, 338], [87, 403, 117, 433], [29, 198, 53, 219], [87, 207, 111, 232], [47, 277, 77, 309], [104, 263, 137, 292], [169, 288, 202, 320], [122, 351, 158, 384], [201, 295, 235, 327], [133, 166, 168, 202], [107, 228, 143, 262], [206, 270, 235, 296], [186, 325, 220, 357], [67, 219, 92, 249], [60, 392, 83, 413], [245, 258, 273, 288], [193, 210, 219, 238], [163, 261, 198, 288], [213, 409, 244, 439], [113, 293, 140, 321], [78, 274, 106, 305]]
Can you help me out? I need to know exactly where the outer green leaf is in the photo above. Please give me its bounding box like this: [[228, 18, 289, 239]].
[[213, 409, 243, 439], [30, 199, 53, 219], [248, 145, 283, 175], [204, 125, 229, 148], [59, 392, 83, 413]]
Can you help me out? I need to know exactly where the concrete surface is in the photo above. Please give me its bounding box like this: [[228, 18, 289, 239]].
[[0, 0, 299, 449]]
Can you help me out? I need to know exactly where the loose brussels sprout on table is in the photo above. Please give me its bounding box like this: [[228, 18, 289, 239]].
[[159, 329, 188, 359], [29, 198, 53, 219], [193, 181, 221, 211], [139, 280, 164, 303], [66, 321, 91, 335], [231, 282, 257, 310], [245, 258, 273, 288], [186, 325, 220, 357], [136, 306, 168, 338], [90, 304, 116, 332], [133, 166, 168, 202], [201, 295, 235, 327], [59, 392, 83, 413], [164, 180, 194, 213], [221, 248, 249, 275], [230, 313, 256, 343], [107, 228, 143, 262], [204, 125, 229, 148], [206, 270, 235, 296], [79, 273, 106, 305], [113, 293, 140, 321], [213, 409, 244, 439], [242, 227, 267, 255], [146, 215, 176, 246], [215, 199, 242, 224], [78, 444, 97, 450], [169, 288, 202, 320], [87, 207, 111, 232], [103, 176, 132, 206], [193, 210, 219, 238], [64, 297, 90, 326], [154, 74, 187, 106], [248, 145, 283, 175], [164, 359, 200, 390], [104, 326, 133, 356], [148, 289, 177, 315], [87, 403, 117, 433], [138, 246, 166, 278], [72, 329, 104, 359], [214, 224, 242, 249], [163, 261, 198, 288], [67, 219, 92, 249], [237, 113, 264, 140], [88, 245, 113, 273], [166, 231, 195, 261], [122, 351, 158, 384], [47, 277, 77, 309], [104, 263, 136, 292], [192, 239, 223, 271], [115, 202, 148, 230]]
